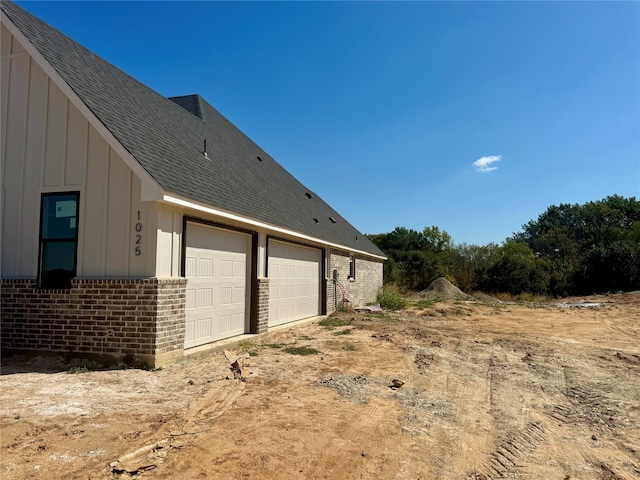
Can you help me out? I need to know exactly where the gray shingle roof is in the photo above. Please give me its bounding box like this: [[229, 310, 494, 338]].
[[1, 1, 385, 258]]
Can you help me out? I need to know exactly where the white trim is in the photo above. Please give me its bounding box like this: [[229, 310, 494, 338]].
[[0, 12, 165, 201], [162, 194, 387, 261]]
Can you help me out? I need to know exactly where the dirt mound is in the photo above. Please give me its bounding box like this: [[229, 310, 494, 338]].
[[420, 277, 472, 301], [471, 292, 503, 304]]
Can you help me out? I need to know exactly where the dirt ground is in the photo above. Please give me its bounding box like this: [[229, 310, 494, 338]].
[[1, 293, 639, 480]]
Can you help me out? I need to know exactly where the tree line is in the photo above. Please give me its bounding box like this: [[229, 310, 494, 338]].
[[368, 195, 640, 297]]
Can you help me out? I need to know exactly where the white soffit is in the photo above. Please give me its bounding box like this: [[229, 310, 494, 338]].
[[162, 194, 387, 261]]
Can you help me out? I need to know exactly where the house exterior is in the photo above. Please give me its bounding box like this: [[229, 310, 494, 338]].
[[0, 2, 385, 366]]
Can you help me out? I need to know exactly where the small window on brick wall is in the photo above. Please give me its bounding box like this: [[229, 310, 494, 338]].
[[348, 255, 356, 281], [38, 192, 80, 289]]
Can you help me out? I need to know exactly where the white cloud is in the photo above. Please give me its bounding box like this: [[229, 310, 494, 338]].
[[473, 155, 502, 172]]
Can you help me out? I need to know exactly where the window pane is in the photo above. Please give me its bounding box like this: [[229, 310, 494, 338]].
[[42, 241, 75, 288], [42, 194, 78, 239], [39, 192, 79, 289]]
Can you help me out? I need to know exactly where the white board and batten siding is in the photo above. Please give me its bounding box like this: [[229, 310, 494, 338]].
[[268, 240, 321, 327], [155, 206, 183, 278], [0, 25, 155, 279], [184, 222, 251, 348]]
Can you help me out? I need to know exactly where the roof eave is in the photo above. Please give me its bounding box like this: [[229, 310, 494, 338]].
[[0, 8, 165, 202], [161, 193, 387, 260]]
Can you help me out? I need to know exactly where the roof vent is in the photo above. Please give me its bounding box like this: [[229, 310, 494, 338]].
[[306, 193, 313, 199], [257, 156, 262, 162], [329, 217, 337, 223], [314, 218, 319, 223], [203, 139, 208, 158]]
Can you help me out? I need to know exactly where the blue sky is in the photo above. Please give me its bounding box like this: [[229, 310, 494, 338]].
[[16, 1, 639, 245]]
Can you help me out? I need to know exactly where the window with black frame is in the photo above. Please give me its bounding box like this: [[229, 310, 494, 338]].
[[38, 192, 79, 289]]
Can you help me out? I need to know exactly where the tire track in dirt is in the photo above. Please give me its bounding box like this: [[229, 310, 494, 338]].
[[545, 385, 618, 430], [589, 307, 640, 361], [469, 420, 549, 479], [483, 398, 542, 476], [542, 364, 640, 478], [487, 355, 498, 413], [554, 366, 622, 431], [473, 342, 564, 480]]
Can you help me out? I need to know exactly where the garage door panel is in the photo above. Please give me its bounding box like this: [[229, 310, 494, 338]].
[[199, 258, 213, 277], [233, 261, 245, 278], [219, 314, 231, 333], [268, 240, 321, 327], [184, 313, 195, 343], [220, 259, 232, 277], [185, 223, 250, 349], [198, 288, 213, 307], [185, 258, 196, 276], [220, 286, 232, 305], [196, 316, 213, 338], [233, 286, 245, 303], [186, 288, 196, 307]]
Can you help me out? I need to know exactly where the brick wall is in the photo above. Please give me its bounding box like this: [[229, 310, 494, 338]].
[[1, 278, 186, 367], [329, 249, 384, 310], [150, 279, 187, 364], [325, 278, 337, 315], [1, 254, 382, 363], [255, 277, 269, 333]]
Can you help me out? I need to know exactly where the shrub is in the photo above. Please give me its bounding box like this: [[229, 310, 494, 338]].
[[66, 359, 101, 374], [336, 301, 351, 313], [67, 364, 90, 374], [376, 286, 408, 310]]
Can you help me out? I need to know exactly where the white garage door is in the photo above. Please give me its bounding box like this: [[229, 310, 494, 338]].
[[184, 223, 250, 349], [268, 240, 321, 327]]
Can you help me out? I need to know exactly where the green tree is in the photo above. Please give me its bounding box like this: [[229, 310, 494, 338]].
[[369, 195, 639, 296], [487, 240, 550, 294], [368, 226, 455, 291], [451, 242, 500, 292], [422, 226, 452, 254], [513, 195, 640, 294]]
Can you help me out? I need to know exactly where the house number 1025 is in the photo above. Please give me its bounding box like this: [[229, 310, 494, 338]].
[[134, 211, 142, 256]]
